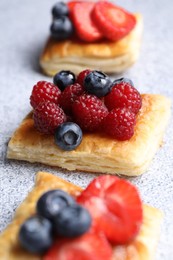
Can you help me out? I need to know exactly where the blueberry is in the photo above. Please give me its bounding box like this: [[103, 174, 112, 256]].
[[53, 70, 75, 91], [53, 204, 92, 237], [84, 70, 112, 97], [19, 216, 53, 253], [52, 2, 69, 18], [55, 122, 82, 151], [112, 77, 134, 87], [37, 189, 75, 220], [50, 16, 73, 41]]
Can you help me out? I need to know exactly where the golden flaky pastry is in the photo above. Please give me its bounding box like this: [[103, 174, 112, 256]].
[[0, 171, 162, 260], [40, 14, 143, 75], [7, 94, 171, 176]]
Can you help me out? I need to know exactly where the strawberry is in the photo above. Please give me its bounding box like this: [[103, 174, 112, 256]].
[[70, 2, 103, 42], [67, 1, 81, 11], [43, 231, 112, 260], [77, 175, 143, 244], [92, 1, 136, 41]]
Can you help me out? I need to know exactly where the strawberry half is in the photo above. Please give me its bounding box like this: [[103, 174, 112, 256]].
[[77, 175, 143, 244], [43, 231, 112, 260], [67, 1, 81, 11], [92, 1, 136, 41], [70, 2, 103, 42]]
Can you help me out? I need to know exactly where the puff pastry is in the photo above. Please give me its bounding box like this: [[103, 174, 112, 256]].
[[0, 171, 163, 259], [40, 14, 143, 75], [7, 94, 171, 176]]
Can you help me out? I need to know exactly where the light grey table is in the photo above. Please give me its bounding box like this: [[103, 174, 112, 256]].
[[0, 0, 173, 259]]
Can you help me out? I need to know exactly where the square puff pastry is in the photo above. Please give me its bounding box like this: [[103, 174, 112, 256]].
[[7, 94, 171, 176], [0, 171, 163, 260], [40, 14, 143, 75]]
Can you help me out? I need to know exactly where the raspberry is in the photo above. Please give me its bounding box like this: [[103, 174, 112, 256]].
[[103, 108, 136, 141], [30, 81, 61, 109], [76, 69, 91, 86], [104, 82, 142, 114], [33, 101, 66, 134], [72, 94, 108, 131], [59, 83, 84, 114]]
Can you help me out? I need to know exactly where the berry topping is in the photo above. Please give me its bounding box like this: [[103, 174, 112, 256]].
[[52, 2, 69, 18], [92, 1, 136, 41], [19, 216, 53, 254], [104, 79, 142, 114], [76, 69, 91, 86], [77, 175, 143, 244], [30, 70, 141, 142], [53, 204, 92, 237], [53, 70, 76, 91], [55, 122, 83, 151], [84, 70, 112, 97], [103, 108, 136, 141], [112, 77, 134, 87], [67, 0, 82, 11], [37, 190, 75, 220], [30, 81, 61, 109], [33, 101, 66, 134], [50, 16, 73, 40], [59, 83, 84, 114], [70, 2, 103, 42], [44, 231, 112, 260], [72, 94, 108, 131]]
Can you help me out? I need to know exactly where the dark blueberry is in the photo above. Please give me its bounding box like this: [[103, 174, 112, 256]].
[[50, 16, 73, 41], [55, 122, 82, 151], [52, 2, 69, 18], [84, 70, 112, 97], [19, 216, 53, 254], [53, 204, 92, 237], [112, 77, 134, 87], [53, 70, 76, 91], [37, 189, 75, 220]]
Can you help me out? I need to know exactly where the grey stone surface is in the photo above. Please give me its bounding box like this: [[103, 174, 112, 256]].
[[0, 0, 173, 259]]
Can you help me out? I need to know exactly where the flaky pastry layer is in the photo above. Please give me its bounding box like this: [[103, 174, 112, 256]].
[[0, 172, 163, 260], [7, 94, 171, 176], [40, 14, 143, 75]]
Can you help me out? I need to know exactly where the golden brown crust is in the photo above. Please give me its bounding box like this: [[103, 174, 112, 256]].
[[7, 94, 171, 176], [0, 172, 162, 260], [40, 14, 143, 75]]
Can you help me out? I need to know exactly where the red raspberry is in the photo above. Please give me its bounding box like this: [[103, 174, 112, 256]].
[[33, 101, 66, 134], [104, 82, 142, 114], [30, 81, 61, 109], [59, 83, 84, 114], [76, 69, 91, 86], [103, 108, 136, 141], [72, 94, 108, 131]]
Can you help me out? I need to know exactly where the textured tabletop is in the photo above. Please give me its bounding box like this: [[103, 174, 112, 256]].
[[0, 0, 173, 259]]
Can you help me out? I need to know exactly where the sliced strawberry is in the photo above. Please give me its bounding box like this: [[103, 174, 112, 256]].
[[43, 231, 112, 260], [92, 1, 136, 41], [70, 2, 103, 42], [77, 176, 143, 244], [67, 1, 81, 11]]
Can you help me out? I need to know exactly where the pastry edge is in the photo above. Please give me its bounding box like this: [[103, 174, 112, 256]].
[[40, 14, 143, 75], [7, 94, 171, 176], [40, 48, 140, 76]]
